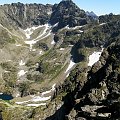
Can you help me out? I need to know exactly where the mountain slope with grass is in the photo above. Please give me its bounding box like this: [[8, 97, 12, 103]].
[[0, 0, 120, 120]]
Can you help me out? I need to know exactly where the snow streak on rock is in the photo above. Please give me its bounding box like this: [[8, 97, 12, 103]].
[[65, 59, 76, 73]]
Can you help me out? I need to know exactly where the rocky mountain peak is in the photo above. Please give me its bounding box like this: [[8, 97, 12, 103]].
[[86, 11, 97, 17], [49, 0, 89, 30]]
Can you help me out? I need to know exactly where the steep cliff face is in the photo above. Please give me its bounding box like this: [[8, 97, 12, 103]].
[[42, 41, 120, 120], [0, 3, 52, 28], [49, 0, 90, 30], [0, 0, 92, 30], [74, 42, 120, 119]]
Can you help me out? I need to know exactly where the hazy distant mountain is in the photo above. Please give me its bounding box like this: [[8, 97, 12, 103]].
[[86, 11, 98, 19]]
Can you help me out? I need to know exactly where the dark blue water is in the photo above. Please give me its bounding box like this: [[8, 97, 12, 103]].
[[0, 94, 13, 100]]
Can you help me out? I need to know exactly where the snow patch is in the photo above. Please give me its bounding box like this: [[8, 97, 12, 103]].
[[16, 93, 20, 97], [16, 44, 22, 47], [16, 100, 31, 104], [79, 30, 83, 33], [8, 60, 12, 62], [18, 70, 27, 77], [24, 25, 43, 39], [97, 113, 111, 117], [0, 93, 3, 95], [41, 84, 56, 96], [35, 24, 51, 40], [53, 22, 59, 27], [88, 48, 104, 67], [32, 49, 36, 51], [99, 23, 106, 26], [65, 25, 83, 30], [40, 30, 51, 40], [26, 103, 46, 107], [16, 96, 51, 105], [24, 40, 37, 50], [71, 26, 83, 30], [47, 11, 52, 15], [60, 48, 65, 51], [31, 96, 51, 102], [15, 84, 56, 105], [65, 59, 76, 73], [24, 24, 51, 50], [19, 60, 25, 66], [68, 45, 74, 47], [4, 71, 10, 73], [51, 39, 55, 45], [66, 73, 70, 78], [24, 28, 33, 39], [39, 50, 43, 55]]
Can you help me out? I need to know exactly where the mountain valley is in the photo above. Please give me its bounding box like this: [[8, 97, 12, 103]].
[[0, 0, 120, 120]]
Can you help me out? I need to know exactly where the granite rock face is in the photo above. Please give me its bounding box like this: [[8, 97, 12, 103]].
[[0, 2, 52, 28], [0, 0, 92, 30], [49, 0, 90, 30], [43, 41, 120, 120]]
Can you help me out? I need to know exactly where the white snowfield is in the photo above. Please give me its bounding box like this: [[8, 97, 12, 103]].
[[99, 23, 106, 26], [16, 100, 31, 104], [88, 48, 104, 67], [16, 93, 20, 97], [65, 59, 76, 73], [4, 71, 10, 73], [8, 60, 12, 62], [60, 48, 65, 51], [47, 11, 52, 15], [97, 113, 111, 117], [31, 96, 51, 102], [40, 30, 52, 40], [19, 60, 25, 66], [0, 93, 3, 95], [51, 39, 56, 45], [24, 28, 33, 39], [26, 103, 46, 107], [24, 25, 43, 39], [32, 49, 36, 51], [53, 22, 59, 27], [79, 30, 83, 33], [65, 25, 83, 30], [16, 44, 22, 47], [15, 84, 56, 106], [18, 70, 27, 77], [68, 45, 74, 47], [66, 73, 70, 78], [36, 24, 50, 39], [41, 84, 56, 96], [24, 40, 36, 50], [24, 24, 52, 50], [39, 50, 43, 55], [16, 96, 51, 104]]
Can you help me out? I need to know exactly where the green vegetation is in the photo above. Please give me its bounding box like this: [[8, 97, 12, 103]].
[[0, 29, 16, 48], [3, 72, 17, 88], [1, 62, 17, 72], [18, 82, 30, 97], [0, 62, 17, 93]]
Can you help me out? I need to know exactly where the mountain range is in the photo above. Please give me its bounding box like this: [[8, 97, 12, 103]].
[[0, 0, 120, 120]]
